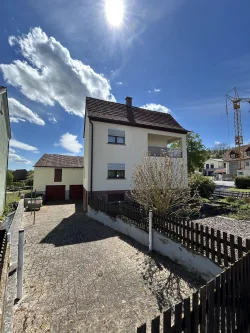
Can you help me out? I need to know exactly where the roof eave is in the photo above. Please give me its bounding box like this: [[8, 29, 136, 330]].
[[88, 116, 188, 135]]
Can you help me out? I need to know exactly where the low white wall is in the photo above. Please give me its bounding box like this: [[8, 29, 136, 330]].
[[87, 206, 223, 281], [153, 231, 222, 281], [88, 207, 148, 247]]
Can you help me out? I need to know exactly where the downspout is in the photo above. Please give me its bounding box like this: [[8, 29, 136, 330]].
[[89, 119, 94, 197]]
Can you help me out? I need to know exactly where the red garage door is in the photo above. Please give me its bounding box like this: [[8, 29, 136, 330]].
[[69, 185, 83, 200], [46, 185, 65, 201]]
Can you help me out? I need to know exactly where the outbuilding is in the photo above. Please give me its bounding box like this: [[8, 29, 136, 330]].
[[33, 154, 84, 201]]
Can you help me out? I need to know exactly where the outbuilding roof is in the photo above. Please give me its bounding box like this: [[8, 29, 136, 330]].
[[85, 97, 188, 134], [34, 154, 84, 168]]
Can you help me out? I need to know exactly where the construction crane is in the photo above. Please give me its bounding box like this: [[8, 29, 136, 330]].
[[226, 87, 250, 169]]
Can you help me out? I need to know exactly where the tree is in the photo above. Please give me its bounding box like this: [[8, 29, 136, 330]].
[[171, 131, 209, 174], [130, 152, 201, 216], [6, 170, 13, 186], [25, 170, 34, 186], [210, 142, 230, 159]]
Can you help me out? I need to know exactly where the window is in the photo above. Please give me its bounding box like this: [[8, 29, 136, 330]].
[[108, 193, 125, 203], [108, 129, 125, 144], [210, 164, 214, 169], [238, 171, 243, 176], [246, 162, 250, 167], [230, 154, 236, 159], [206, 164, 209, 169], [247, 151, 250, 157], [54, 169, 62, 182], [224, 163, 226, 168], [108, 163, 125, 179]]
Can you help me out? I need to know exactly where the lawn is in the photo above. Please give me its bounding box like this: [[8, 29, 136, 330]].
[[6, 190, 31, 204], [229, 187, 250, 193]]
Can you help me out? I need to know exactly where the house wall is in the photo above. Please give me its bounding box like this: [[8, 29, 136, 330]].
[[0, 92, 10, 215], [33, 167, 83, 199], [204, 159, 224, 169], [84, 119, 187, 192], [229, 160, 240, 176]]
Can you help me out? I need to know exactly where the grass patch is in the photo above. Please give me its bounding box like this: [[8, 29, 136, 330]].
[[229, 187, 250, 193], [6, 190, 31, 204]]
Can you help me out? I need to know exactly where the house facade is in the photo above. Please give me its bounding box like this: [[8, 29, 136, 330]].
[[83, 96, 188, 210], [203, 158, 226, 176], [224, 144, 250, 177], [33, 154, 84, 201], [0, 86, 11, 215]]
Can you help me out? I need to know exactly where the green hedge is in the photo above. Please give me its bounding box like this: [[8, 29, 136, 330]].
[[235, 177, 250, 189], [189, 174, 216, 198]]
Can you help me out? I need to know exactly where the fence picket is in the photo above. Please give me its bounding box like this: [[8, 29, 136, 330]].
[[211, 228, 215, 261], [226, 268, 231, 333], [195, 223, 199, 252], [215, 275, 220, 333], [231, 264, 236, 333], [207, 280, 215, 333], [200, 286, 206, 333], [192, 292, 199, 333], [163, 308, 171, 333], [205, 226, 209, 259], [217, 230, 222, 265], [237, 237, 243, 261], [137, 323, 146, 333], [187, 220, 190, 248], [223, 232, 228, 267], [191, 222, 194, 250], [230, 234, 235, 264], [175, 302, 182, 333], [221, 271, 226, 333], [151, 316, 160, 333], [184, 297, 191, 333]]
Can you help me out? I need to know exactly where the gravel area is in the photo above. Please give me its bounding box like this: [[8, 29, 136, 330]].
[[13, 202, 204, 333], [195, 216, 250, 242]]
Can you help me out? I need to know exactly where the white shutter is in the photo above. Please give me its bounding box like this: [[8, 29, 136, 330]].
[[108, 129, 125, 137], [108, 163, 125, 170]]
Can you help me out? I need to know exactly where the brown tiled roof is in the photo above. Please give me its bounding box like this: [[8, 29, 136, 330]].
[[13, 169, 28, 181], [213, 168, 226, 173], [224, 144, 250, 161], [86, 97, 188, 134], [34, 154, 84, 168]]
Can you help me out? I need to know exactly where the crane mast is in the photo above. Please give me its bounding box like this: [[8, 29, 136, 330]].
[[226, 87, 250, 170]]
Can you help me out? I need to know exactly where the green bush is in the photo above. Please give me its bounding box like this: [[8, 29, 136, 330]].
[[225, 196, 238, 203], [235, 177, 250, 189], [189, 174, 216, 198]]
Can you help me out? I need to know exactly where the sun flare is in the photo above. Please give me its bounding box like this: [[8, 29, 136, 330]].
[[105, 0, 124, 27]]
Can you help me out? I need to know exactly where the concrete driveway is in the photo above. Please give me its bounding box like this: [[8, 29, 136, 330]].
[[13, 202, 203, 333]]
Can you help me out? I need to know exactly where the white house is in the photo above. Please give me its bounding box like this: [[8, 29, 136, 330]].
[[224, 144, 250, 177], [0, 86, 11, 215], [33, 154, 84, 201], [203, 158, 226, 176], [83, 96, 188, 210]]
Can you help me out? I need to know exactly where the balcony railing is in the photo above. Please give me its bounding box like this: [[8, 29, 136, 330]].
[[148, 146, 182, 158]]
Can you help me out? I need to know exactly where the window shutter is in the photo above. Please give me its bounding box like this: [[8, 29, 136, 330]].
[[108, 129, 125, 137], [54, 169, 62, 182], [108, 163, 125, 170]]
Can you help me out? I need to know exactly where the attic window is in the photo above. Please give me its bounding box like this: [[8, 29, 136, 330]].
[[54, 169, 62, 182], [230, 153, 236, 159]]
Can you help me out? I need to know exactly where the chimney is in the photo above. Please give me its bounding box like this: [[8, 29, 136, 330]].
[[125, 96, 132, 107]]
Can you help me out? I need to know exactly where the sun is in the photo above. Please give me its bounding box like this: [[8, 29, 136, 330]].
[[105, 0, 124, 27]]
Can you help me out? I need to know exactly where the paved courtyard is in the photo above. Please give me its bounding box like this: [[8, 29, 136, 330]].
[[13, 202, 204, 333]]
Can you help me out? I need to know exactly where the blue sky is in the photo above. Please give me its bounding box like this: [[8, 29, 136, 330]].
[[1, 0, 250, 170]]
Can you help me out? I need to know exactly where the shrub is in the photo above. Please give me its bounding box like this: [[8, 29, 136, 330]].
[[235, 177, 250, 189], [189, 174, 216, 198], [225, 196, 238, 203]]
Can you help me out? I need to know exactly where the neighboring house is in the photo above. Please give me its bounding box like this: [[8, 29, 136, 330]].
[[0, 86, 11, 215], [203, 158, 226, 176], [33, 154, 84, 201], [224, 144, 250, 177], [13, 169, 28, 182], [83, 96, 188, 210]]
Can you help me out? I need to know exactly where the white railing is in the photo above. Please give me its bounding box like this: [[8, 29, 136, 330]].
[[148, 146, 182, 158]]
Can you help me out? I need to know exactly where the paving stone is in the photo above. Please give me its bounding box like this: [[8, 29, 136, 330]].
[[13, 202, 204, 332]]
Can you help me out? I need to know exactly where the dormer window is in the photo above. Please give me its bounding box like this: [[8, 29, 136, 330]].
[[230, 153, 236, 159]]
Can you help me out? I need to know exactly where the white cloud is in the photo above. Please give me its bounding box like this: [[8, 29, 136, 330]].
[[8, 153, 32, 165], [48, 116, 57, 124], [215, 141, 221, 145], [55, 133, 83, 153], [148, 90, 151, 93], [8, 98, 45, 125], [10, 139, 39, 152], [141, 103, 171, 113], [116, 81, 123, 85], [0, 27, 115, 117], [154, 88, 161, 92], [9, 147, 16, 153]]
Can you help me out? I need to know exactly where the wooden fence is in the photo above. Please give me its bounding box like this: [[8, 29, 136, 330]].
[[213, 189, 250, 198], [153, 213, 250, 267], [137, 250, 250, 333], [0, 230, 7, 279]]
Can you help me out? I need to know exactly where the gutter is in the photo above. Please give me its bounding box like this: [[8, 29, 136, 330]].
[[89, 119, 94, 197]]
